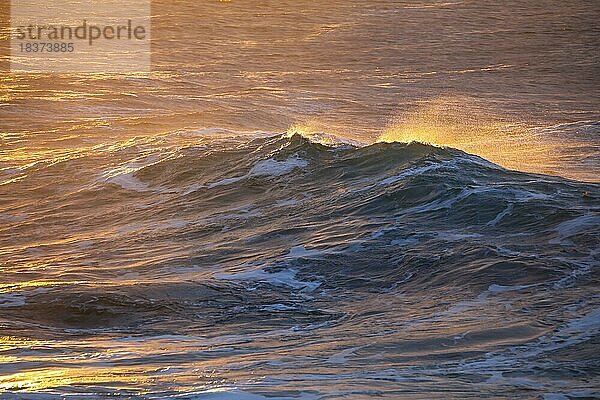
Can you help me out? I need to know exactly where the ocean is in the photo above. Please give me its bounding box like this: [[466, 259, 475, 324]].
[[0, 0, 599, 398]]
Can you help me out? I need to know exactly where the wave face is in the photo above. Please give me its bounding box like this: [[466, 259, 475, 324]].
[[1, 133, 599, 399]]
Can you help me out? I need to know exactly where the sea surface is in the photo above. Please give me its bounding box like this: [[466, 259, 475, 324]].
[[0, 0, 599, 399]]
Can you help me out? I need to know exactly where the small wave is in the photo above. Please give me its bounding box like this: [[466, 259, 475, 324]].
[[1, 132, 598, 398], [208, 156, 308, 188]]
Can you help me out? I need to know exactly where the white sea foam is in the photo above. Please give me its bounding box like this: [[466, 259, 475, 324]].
[[543, 394, 570, 400], [208, 156, 308, 188], [0, 293, 26, 308], [562, 307, 600, 333], [100, 155, 164, 192], [437, 231, 483, 242], [348, 159, 456, 194], [370, 228, 422, 247], [275, 198, 300, 207], [326, 346, 363, 365], [413, 283, 534, 324], [370, 229, 387, 239], [208, 175, 245, 188], [552, 254, 596, 289], [260, 303, 298, 312], [378, 161, 448, 186], [105, 172, 150, 191], [216, 267, 321, 292], [181, 182, 206, 195], [391, 237, 419, 246], [550, 213, 600, 244], [487, 283, 532, 293], [453, 307, 600, 376], [287, 245, 322, 258], [486, 203, 514, 227], [250, 156, 308, 177]]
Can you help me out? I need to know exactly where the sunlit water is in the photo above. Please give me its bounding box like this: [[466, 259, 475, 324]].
[[1, 0, 599, 399]]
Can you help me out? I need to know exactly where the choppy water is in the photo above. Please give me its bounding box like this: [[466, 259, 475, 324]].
[[1, 0, 599, 399]]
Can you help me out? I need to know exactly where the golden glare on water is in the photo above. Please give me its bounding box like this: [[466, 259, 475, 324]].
[[286, 97, 571, 179], [0, 366, 162, 392], [1, 0, 599, 397], [0, 335, 235, 393], [0, 369, 76, 392], [377, 96, 562, 177]]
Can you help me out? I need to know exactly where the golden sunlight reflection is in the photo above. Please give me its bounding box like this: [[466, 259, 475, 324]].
[[377, 96, 561, 177], [0, 335, 226, 392], [0, 367, 164, 392], [286, 119, 365, 146], [1, 1, 598, 396]]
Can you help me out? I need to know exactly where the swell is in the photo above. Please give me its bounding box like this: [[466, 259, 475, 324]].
[[2, 133, 598, 334]]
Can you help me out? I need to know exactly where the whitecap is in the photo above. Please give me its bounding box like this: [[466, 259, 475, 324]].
[[208, 156, 308, 188], [286, 245, 322, 258], [216, 267, 321, 292]]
